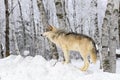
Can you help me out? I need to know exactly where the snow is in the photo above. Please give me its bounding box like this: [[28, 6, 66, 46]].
[[0, 55, 120, 80], [116, 49, 120, 54], [23, 50, 30, 56]]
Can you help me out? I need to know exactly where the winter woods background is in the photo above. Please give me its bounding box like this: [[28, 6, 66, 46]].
[[0, 0, 120, 73]]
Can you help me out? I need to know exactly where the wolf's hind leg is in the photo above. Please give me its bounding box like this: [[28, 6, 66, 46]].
[[82, 57, 89, 71], [79, 51, 89, 71]]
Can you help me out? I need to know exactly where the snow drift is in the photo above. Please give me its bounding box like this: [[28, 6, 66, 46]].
[[0, 55, 120, 80]]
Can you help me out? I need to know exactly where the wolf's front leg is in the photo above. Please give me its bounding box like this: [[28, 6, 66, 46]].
[[62, 49, 70, 64]]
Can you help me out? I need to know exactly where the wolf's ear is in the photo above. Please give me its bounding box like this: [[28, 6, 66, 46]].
[[47, 25, 56, 31], [48, 25, 53, 31]]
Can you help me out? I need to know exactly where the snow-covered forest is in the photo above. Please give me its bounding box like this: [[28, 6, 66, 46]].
[[0, 0, 120, 79], [0, 0, 108, 57]]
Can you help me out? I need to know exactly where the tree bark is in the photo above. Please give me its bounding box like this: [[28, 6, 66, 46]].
[[4, 0, 10, 57]]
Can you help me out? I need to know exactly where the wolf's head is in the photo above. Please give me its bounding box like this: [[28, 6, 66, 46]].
[[41, 25, 57, 41]]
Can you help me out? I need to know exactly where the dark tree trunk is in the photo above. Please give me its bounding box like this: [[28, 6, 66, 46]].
[[0, 44, 4, 58], [4, 0, 10, 57]]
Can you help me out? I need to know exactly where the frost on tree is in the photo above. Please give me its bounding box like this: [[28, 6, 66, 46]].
[[102, 0, 119, 73]]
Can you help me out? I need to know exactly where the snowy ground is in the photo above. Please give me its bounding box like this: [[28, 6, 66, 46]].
[[0, 55, 120, 80]]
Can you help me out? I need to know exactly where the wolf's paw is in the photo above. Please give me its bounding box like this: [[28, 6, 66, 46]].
[[80, 67, 87, 71], [80, 68, 87, 71]]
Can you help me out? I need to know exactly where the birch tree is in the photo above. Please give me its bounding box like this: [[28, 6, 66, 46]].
[[29, 0, 37, 56], [13, 30, 20, 55], [102, 0, 119, 73], [10, 0, 20, 55], [55, 0, 66, 28], [109, 0, 119, 73], [4, 0, 10, 57], [118, 1, 120, 44], [37, 0, 58, 59], [18, 0, 26, 49], [90, 0, 99, 43], [90, 0, 102, 69]]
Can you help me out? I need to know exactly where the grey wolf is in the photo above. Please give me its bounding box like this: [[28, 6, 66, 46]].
[[41, 25, 97, 71]]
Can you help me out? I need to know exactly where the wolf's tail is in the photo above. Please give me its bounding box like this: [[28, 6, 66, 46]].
[[90, 41, 97, 64]]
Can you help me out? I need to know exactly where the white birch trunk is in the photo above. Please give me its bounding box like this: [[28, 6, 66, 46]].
[[101, 17, 109, 72], [109, 0, 119, 73], [18, 0, 26, 49], [102, 0, 119, 73], [118, 1, 120, 46], [13, 28, 21, 55]]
